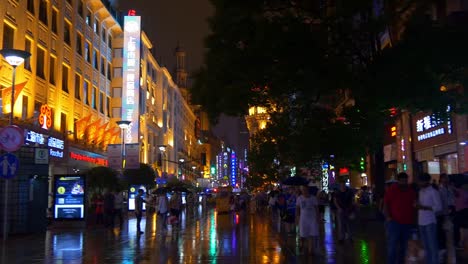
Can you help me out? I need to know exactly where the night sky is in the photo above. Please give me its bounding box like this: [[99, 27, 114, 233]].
[[117, 0, 249, 155]]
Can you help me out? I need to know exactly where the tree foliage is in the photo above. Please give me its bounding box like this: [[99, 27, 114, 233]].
[[193, 0, 468, 183], [86, 166, 120, 193], [122, 163, 157, 188]]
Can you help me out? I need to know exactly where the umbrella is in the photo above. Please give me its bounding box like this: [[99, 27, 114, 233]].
[[385, 179, 398, 184], [282, 176, 310, 186], [154, 187, 171, 194]]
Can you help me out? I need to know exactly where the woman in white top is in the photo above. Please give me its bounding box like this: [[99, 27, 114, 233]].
[[296, 185, 320, 255], [158, 193, 169, 230]]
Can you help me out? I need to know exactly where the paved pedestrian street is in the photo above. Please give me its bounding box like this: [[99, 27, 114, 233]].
[[0, 206, 465, 263]]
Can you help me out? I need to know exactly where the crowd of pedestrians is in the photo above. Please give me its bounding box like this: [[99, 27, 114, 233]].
[[383, 172, 467, 264], [257, 171, 467, 262]]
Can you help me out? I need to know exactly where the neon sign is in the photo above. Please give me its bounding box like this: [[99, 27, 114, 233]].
[[24, 130, 64, 159], [415, 112, 452, 142], [231, 152, 237, 187], [70, 152, 108, 166], [122, 16, 141, 144]]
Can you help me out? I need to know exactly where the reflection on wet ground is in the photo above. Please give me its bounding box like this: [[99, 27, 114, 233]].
[[2, 206, 463, 263]]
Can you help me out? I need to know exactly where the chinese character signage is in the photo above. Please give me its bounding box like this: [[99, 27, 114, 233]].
[[415, 114, 452, 142], [412, 111, 457, 152], [24, 129, 65, 160], [122, 16, 141, 144], [231, 151, 237, 187]]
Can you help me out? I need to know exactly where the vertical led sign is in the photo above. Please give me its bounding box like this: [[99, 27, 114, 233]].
[[122, 16, 141, 144]]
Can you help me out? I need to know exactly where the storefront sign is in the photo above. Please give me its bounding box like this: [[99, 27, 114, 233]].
[[54, 175, 85, 219], [70, 151, 108, 166], [24, 130, 65, 159], [415, 114, 452, 142], [122, 16, 141, 144]]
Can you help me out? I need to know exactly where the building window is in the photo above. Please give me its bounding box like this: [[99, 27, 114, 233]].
[[113, 67, 122, 78], [107, 63, 112, 80], [74, 74, 81, 100], [64, 21, 71, 45], [76, 34, 83, 55], [112, 107, 121, 118], [49, 56, 56, 85], [22, 95, 29, 120], [36, 47, 46, 79], [108, 35, 112, 49], [86, 11, 91, 26], [51, 8, 58, 34], [2, 23, 15, 49], [85, 41, 91, 63], [99, 92, 104, 113], [92, 87, 97, 109], [60, 112, 67, 134], [62, 64, 69, 93], [93, 49, 98, 69], [27, 0, 35, 14], [78, 1, 84, 18], [84, 80, 90, 105], [39, 0, 48, 25], [107, 96, 111, 117], [94, 19, 100, 35], [24, 38, 32, 71], [100, 56, 105, 75], [113, 48, 122, 58], [101, 28, 106, 42], [112, 87, 122, 97]]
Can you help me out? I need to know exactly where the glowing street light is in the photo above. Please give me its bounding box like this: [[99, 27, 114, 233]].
[[0, 48, 31, 242], [116, 120, 131, 170]]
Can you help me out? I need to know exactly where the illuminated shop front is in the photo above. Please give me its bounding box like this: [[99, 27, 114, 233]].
[[412, 111, 460, 180]]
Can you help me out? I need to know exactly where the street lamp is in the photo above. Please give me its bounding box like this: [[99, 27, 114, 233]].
[[178, 158, 185, 179], [0, 49, 31, 126], [0, 48, 31, 242], [158, 145, 166, 176], [116, 120, 131, 170]]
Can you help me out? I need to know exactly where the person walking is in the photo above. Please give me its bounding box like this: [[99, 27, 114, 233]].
[[296, 185, 320, 255], [383, 172, 417, 264], [169, 192, 182, 225], [113, 191, 124, 228], [417, 173, 442, 264], [157, 192, 169, 231], [453, 183, 468, 250], [103, 190, 115, 228], [437, 173, 455, 258], [93, 194, 104, 227], [334, 181, 355, 243], [135, 189, 146, 234]]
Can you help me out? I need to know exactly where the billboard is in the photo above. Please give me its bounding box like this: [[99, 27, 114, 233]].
[[54, 175, 85, 219], [122, 16, 141, 144]]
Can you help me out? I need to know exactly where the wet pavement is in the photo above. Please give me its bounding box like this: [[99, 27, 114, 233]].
[[1, 206, 465, 263]]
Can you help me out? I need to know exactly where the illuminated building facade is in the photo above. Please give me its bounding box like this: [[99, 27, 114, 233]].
[[0, 0, 205, 233]]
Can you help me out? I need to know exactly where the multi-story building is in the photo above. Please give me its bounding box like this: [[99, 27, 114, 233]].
[[0, 0, 204, 234]]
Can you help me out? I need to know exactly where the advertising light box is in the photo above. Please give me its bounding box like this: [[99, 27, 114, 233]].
[[128, 185, 146, 211], [54, 175, 85, 219]]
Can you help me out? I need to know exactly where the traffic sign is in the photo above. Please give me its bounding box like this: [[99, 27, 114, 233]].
[[0, 153, 19, 179], [0, 125, 24, 152]]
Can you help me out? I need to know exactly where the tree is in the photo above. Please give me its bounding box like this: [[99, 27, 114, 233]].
[[194, 0, 468, 185], [86, 166, 120, 193], [122, 163, 157, 188]]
